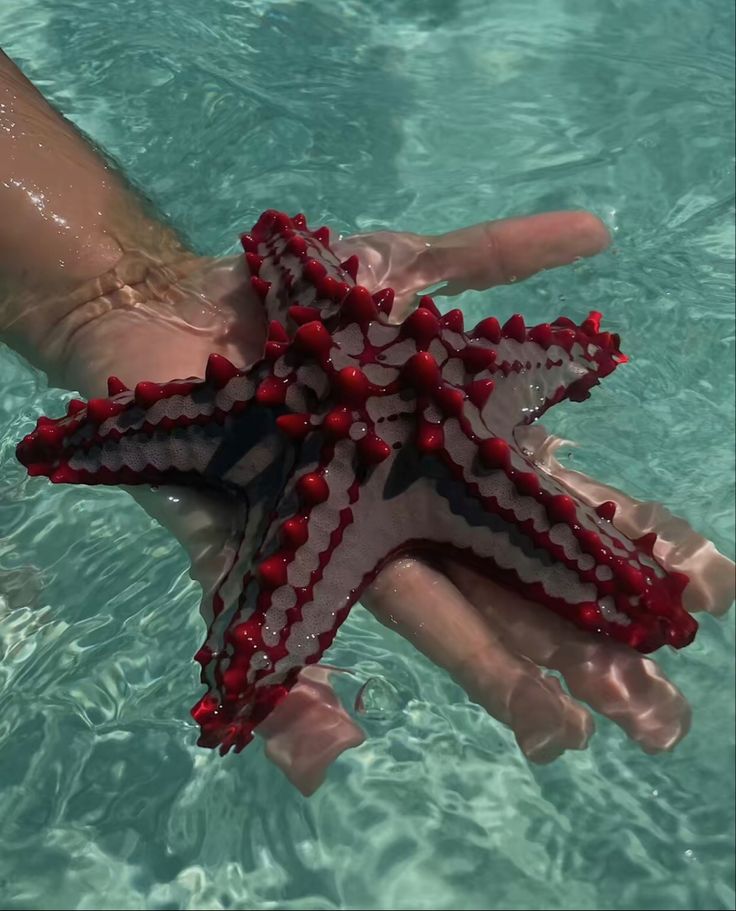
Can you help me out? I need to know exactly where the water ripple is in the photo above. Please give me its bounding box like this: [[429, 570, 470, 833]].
[[0, 0, 733, 909]]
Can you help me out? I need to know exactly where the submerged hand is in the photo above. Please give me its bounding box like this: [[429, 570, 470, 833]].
[[40, 208, 733, 794]]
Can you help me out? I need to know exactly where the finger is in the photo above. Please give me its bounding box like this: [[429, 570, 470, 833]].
[[362, 557, 594, 763], [131, 485, 243, 595], [333, 211, 610, 319], [417, 210, 611, 296], [444, 563, 691, 754], [257, 666, 365, 796]]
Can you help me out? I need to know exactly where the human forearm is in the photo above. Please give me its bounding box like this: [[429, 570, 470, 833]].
[[0, 50, 189, 365]]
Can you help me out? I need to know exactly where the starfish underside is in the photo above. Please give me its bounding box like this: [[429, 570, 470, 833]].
[[16, 210, 698, 754]]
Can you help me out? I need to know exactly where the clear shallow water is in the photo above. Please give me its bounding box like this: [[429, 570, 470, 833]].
[[0, 0, 734, 908]]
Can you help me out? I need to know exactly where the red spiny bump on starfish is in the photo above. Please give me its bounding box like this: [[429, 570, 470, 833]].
[[287, 234, 308, 256], [402, 307, 440, 347], [618, 562, 647, 595], [635, 532, 658, 556], [416, 420, 444, 453], [546, 494, 577, 525], [418, 295, 441, 317], [340, 254, 359, 281], [502, 314, 526, 343], [466, 379, 495, 409], [276, 413, 312, 440], [253, 210, 277, 236], [251, 276, 271, 300], [479, 437, 511, 469], [515, 471, 541, 497], [342, 286, 378, 325], [667, 610, 698, 648], [313, 226, 330, 245], [316, 275, 343, 301], [372, 288, 395, 314], [294, 320, 332, 360], [582, 311, 602, 334], [240, 233, 258, 253], [265, 341, 287, 361], [256, 376, 287, 406], [135, 381, 165, 409], [528, 324, 555, 349], [206, 353, 239, 388], [229, 616, 263, 650], [281, 515, 309, 548], [554, 329, 576, 353], [292, 212, 307, 229], [434, 384, 466, 417], [274, 212, 293, 233], [624, 615, 668, 653], [461, 345, 497, 374], [553, 316, 576, 329], [245, 252, 264, 276], [193, 645, 212, 667], [35, 421, 64, 446], [402, 352, 441, 394], [288, 305, 322, 326], [25, 461, 50, 477], [334, 366, 370, 406], [221, 665, 248, 695], [303, 258, 327, 285], [50, 464, 81, 484], [106, 376, 129, 396], [258, 553, 289, 589], [357, 433, 392, 465], [442, 309, 464, 333], [473, 317, 502, 344], [191, 692, 220, 727], [67, 399, 86, 416], [87, 398, 124, 424], [578, 603, 602, 630], [596, 500, 617, 521], [322, 407, 353, 438], [577, 527, 603, 557], [268, 320, 289, 342], [297, 472, 330, 505]]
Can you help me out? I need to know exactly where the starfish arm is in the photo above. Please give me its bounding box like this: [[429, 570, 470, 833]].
[[431, 409, 697, 652], [241, 209, 396, 339], [14, 362, 293, 488], [461, 311, 628, 437], [191, 437, 407, 753]]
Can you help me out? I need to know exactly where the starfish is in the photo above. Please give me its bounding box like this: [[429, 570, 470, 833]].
[[16, 209, 699, 754]]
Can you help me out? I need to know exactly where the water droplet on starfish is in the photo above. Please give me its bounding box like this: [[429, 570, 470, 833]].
[[251, 651, 272, 671]]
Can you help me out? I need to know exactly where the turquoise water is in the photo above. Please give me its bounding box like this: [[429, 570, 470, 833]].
[[0, 0, 734, 908]]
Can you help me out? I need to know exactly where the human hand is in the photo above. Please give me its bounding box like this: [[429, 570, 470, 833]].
[[41, 208, 732, 794]]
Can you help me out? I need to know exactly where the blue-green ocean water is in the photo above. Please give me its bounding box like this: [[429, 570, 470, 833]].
[[0, 0, 734, 908]]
